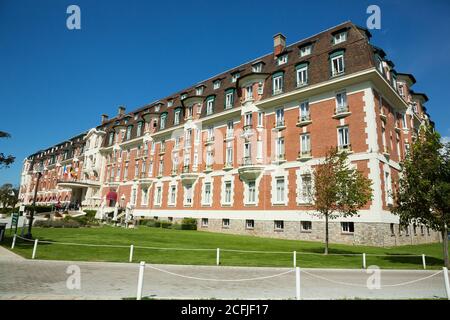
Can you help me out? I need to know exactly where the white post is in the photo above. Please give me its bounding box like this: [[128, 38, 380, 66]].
[[129, 245, 134, 263], [32, 239, 38, 259], [422, 254, 426, 270], [293, 251, 297, 268], [296, 267, 301, 300], [362, 253, 366, 269], [443, 267, 450, 300], [11, 234, 16, 249], [136, 261, 145, 300], [216, 248, 220, 266]]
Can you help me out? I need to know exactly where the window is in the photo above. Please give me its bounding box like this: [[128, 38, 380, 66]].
[[296, 63, 308, 86], [180, 93, 187, 100], [385, 171, 393, 205], [275, 137, 285, 159], [158, 160, 164, 176], [155, 104, 161, 112], [222, 219, 230, 228], [336, 91, 348, 113], [155, 186, 162, 205], [108, 133, 114, 146], [196, 86, 204, 96], [167, 100, 173, 107], [248, 180, 256, 204], [225, 90, 234, 109], [126, 126, 132, 140], [213, 80, 221, 89], [300, 101, 310, 121], [257, 140, 263, 160], [244, 113, 252, 127], [231, 73, 240, 83], [137, 122, 143, 136], [170, 185, 176, 205], [274, 220, 284, 231], [272, 73, 283, 95], [131, 188, 137, 205], [301, 221, 312, 231], [123, 165, 128, 180], [300, 134, 311, 156], [245, 85, 253, 101], [277, 54, 288, 65], [226, 120, 234, 137], [148, 161, 153, 176], [299, 44, 312, 57], [390, 223, 395, 236], [174, 109, 181, 125], [204, 182, 212, 205], [276, 177, 285, 203], [333, 31, 347, 44], [398, 84, 404, 97], [185, 184, 193, 205], [275, 108, 284, 127], [252, 62, 263, 73], [338, 126, 350, 150], [402, 113, 407, 129], [206, 97, 214, 115], [244, 142, 251, 161], [257, 111, 264, 127], [226, 143, 233, 167], [201, 218, 208, 227], [299, 173, 312, 203], [160, 113, 167, 130], [224, 181, 232, 204], [341, 222, 354, 233], [246, 219, 254, 229], [141, 188, 148, 205], [330, 51, 345, 76]]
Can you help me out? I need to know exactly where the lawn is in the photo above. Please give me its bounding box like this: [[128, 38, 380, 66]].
[[2, 226, 449, 269]]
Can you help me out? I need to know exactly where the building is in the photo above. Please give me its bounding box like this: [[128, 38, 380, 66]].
[[19, 21, 441, 246]]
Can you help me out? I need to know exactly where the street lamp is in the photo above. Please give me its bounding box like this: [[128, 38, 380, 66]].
[[24, 163, 44, 239]]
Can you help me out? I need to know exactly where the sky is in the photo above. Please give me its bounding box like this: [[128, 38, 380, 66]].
[[1, 0, 450, 186]]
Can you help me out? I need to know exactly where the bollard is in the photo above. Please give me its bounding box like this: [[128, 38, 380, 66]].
[[11, 234, 16, 249], [296, 267, 301, 300], [443, 267, 450, 300], [362, 253, 366, 269], [293, 251, 297, 268], [216, 248, 220, 266], [422, 254, 426, 270], [32, 239, 38, 259], [136, 261, 145, 300], [129, 245, 134, 263]]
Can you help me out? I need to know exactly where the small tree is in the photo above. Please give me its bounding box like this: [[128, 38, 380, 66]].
[[393, 125, 450, 267], [0, 183, 19, 209], [312, 148, 372, 254], [0, 131, 15, 169]]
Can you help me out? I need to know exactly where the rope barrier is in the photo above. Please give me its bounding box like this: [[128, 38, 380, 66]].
[[13, 235, 424, 258], [145, 264, 295, 282], [301, 269, 443, 288]]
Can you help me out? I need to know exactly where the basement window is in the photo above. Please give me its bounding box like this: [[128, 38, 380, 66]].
[[341, 222, 354, 233]]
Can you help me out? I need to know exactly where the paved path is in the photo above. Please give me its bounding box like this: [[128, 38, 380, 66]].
[[0, 258, 448, 300], [0, 245, 24, 261]]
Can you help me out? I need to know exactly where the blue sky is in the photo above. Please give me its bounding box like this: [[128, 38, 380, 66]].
[[1, 0, 450, 186]]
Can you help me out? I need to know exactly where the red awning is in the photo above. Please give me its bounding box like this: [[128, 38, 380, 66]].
[[106, 191, 117, 201]]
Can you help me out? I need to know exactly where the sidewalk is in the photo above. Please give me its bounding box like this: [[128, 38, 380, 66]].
[[0, 244, 24, 261]]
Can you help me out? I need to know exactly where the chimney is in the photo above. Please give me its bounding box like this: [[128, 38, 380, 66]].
[[118, 105, 126, 117], [101, 114, 109, 123], [273, 33, 286, 57]]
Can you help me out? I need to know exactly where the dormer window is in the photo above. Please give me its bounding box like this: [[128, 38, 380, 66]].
[[277, 54, 288, 65], [196, 86, 204, 96], [154, 105, 160, 112], [231, 73, 240, 83], [225, 89, 235, 109], [206, 96, 215, 115], [245, 85, 253, 101], [330, 50, 345, 77], [213, 80, 221, 90], [160, 113, 167, 130], [333, 31, 347, 45], [181, 93, 187, 100], [252, 62, 263, 73], [299, 45, 312, 57], [167, 100, 174, 107]]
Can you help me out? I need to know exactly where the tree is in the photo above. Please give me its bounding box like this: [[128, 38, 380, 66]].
[[393, 125, 450, 267], [311, 148, 372, 254], [0, 183, 19, 209], [0, 131, 15, 169]]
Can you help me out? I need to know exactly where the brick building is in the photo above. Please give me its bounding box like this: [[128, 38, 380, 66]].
[[19, 21, 441, 246]]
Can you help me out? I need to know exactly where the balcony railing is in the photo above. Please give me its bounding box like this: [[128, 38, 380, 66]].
[[182, 165, 190, 173], [298, 150, 312, 159], [205, 136, 215, 145], [274, 119, 285, 129], [338, 144, 352, 152], [242, 156, 253, 166]]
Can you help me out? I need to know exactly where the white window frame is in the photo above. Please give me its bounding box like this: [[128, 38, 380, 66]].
[[338, 126, 350, 150], [296, 65, 308, 86], [273, 75, 283, 95], [299, 101, 310, 121], [333, 31, 347, 45], [331, 54, 345, 76], [299, 45, 312, 57]]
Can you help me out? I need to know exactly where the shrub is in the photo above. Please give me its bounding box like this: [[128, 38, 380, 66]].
[[181, 218, 197, 230], [83, 210, 97, 219], [34, 219, 80, 228], [25, 205, 53, 213], [160, 220, 172, 229]]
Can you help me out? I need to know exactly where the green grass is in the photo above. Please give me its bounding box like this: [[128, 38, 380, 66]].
[[2, 226, 449, 269]]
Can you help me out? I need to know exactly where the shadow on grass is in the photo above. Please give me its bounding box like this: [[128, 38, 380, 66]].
[[379, 254, 443, 267]]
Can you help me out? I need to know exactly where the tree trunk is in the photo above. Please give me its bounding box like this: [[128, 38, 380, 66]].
[[443, 223, 449, 268], [324, 213, 329, 255]]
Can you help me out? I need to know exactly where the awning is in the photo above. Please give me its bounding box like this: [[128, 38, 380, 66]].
[[106, 191, 118, 201]]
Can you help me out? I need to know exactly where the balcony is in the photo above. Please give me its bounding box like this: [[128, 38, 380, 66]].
[[223, 162, 233, 171], [333, 105, 351, 119], [238, 157, 264, 180], [180, 165, 198, 184], [204, 164, 213, 173], [273, 119, 286, 131], [273, 153, 286, 164], [297, 150, 312, 161], [338, 144, 352, 153], [139, 175, 154, 186], [224, 131, 234, 141], [296, 114, 312, 127], [205, 136, 215, 146]]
